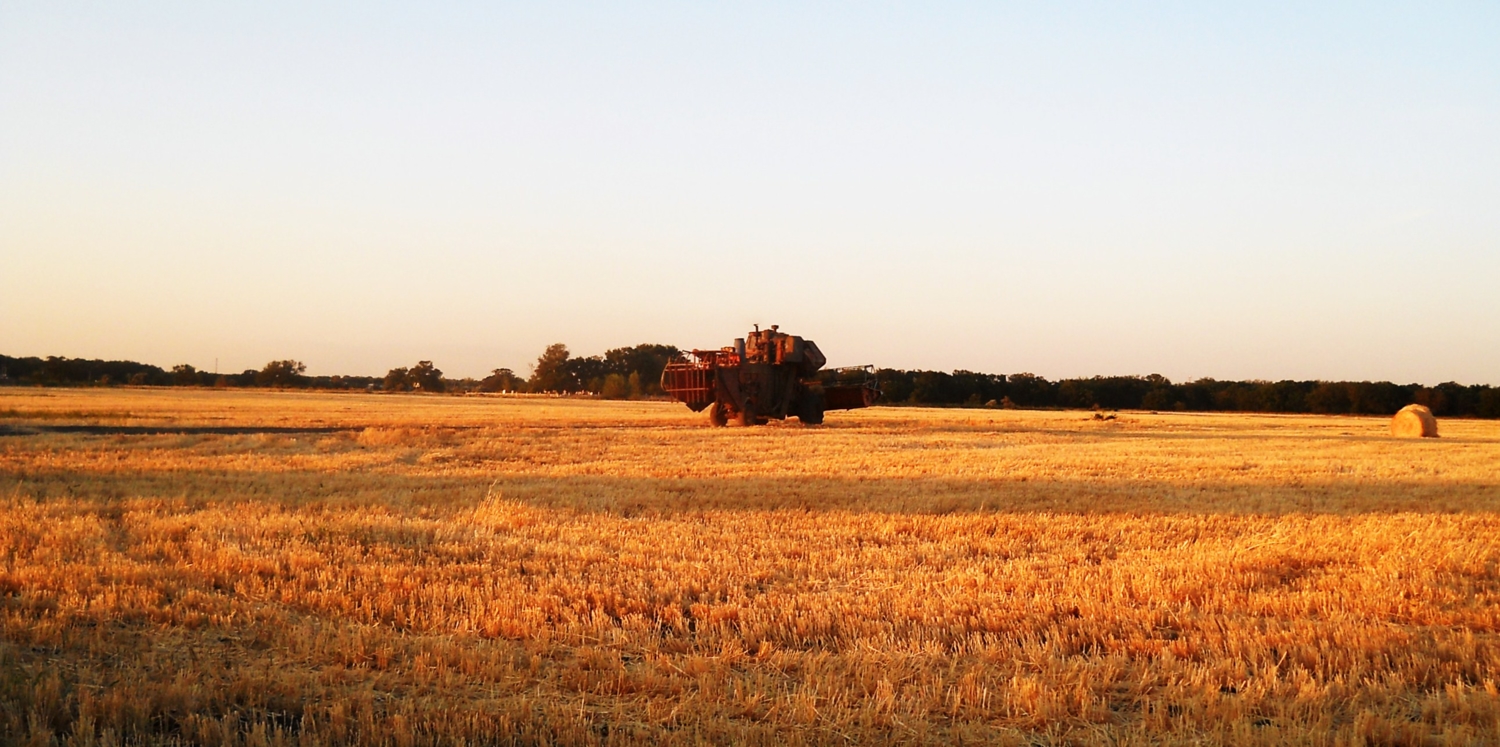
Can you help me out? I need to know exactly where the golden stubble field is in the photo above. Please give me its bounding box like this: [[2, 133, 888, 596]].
[[2, 387, 1498, 746]]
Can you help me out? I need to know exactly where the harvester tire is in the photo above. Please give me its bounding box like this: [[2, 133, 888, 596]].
[[799, 392, 825, 425], [707, 402, 728, 427]]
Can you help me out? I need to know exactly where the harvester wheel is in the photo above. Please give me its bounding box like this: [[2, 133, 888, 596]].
[[707, 402, 728, 427], [737, 403, 757, 427], [799, 392, 825, 425]]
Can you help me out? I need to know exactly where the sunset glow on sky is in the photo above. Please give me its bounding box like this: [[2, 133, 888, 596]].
[[4, 4, 1497, 383]]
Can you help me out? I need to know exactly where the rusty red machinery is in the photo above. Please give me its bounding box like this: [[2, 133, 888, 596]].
[[661, 325, 879, 426]]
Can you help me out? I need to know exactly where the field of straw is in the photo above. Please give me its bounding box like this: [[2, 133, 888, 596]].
[[2, 387, 1498, 745]]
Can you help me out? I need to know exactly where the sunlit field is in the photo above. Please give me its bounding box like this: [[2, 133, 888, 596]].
[[2, 387, 1498, 745]]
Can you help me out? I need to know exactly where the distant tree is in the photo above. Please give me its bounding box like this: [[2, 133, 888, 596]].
[[875, 369, 915, 404], [0, 355, 171, 386], [565, 356, 609, 393], [1479, 388, 1500, 418], [479, 368, 524, 393], [911, 371, 957, 404], [409, 361, 445, 393], [1262, 381, 1311, 413], [1056, 379, 1095, 409], [600, 373, 628, 400], [1141, 386, 1176, 411], [951, 371, 1006, 405], [1306, 382, 1352, 414], [256, 360, 306, 388], [383, 367, 411, 392], [171, 364, 199, 386], [1348, 381, 1404, 415], [1433, 382, 1472, 416], [1005, 373, 1055, 408], [1173, 379, 1213, 411], [529, 344, 576, 393], [603, 344, 680, 396]]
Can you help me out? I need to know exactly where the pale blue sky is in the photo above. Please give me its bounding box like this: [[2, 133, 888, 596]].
[[3, 3, 1497, 382]]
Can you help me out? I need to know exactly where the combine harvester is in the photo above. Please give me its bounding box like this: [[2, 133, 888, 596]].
[[661, 325, 879, 426]]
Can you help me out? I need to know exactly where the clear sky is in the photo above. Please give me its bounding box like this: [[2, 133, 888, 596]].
[[3, 3, 1497, 384]]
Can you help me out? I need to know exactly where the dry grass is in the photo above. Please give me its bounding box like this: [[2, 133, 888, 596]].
[[2, 387, 1498, 745]]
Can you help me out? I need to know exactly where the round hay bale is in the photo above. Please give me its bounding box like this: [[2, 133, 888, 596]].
[[1391, 404, 1438, 438]]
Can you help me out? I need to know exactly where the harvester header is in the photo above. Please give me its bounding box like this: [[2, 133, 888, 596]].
[[661, 325, 878, 426]]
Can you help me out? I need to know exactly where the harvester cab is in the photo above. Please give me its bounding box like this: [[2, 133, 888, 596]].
[[661, 325, 879, 426]]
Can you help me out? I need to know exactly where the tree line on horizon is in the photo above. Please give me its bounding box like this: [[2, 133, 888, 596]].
[[870, 369, 1500, 419], [4, 348, 1498, 419], [0, 344, 684, 400]]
